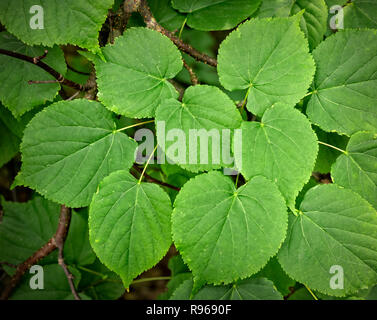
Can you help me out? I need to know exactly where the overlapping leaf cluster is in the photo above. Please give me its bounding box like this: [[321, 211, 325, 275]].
[[0, 0, 376, 300]]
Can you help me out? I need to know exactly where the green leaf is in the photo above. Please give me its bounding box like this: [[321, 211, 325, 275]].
[[194, 277, 283, 300], [96, 28, 182, 118], [314, 126, 348, 173], [236, 104, 318, 208], [291, 0, 328, 50], [0, 112, 20, 168], [0, 32, 66, 117], [0, 197, 60, 270], [171, 0, 262, 31], [0, 196, 96, 270], [278, 184, 377, 296], [78, 259, 125, 300], [256, 257, 296, 296], [155, 85, 242, 172], [64, 208, 96, 267], [344, 0, 377, 28], [172, 171, 287, 285], [331, 131, 377, 210], [0, 0, 113, 51], [169, 277, 194, 300], [306, 29, 377, 136], [149, 0, 186, 30], [89, 170, 172, 289], [15, 99, 137, 208], [218, 15, 315, 116], [10, 264, 82, 300], [256, 0, 328, 50]]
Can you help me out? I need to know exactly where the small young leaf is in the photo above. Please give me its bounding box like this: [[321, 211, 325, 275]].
[[172, 171, 287, 285], [89, 170, 172, 289], [171, 0, 262, 31], [15, 99, 137, 207], [307, 29, 377, 136], [96, 28, 182, 118], [331, 131, 377, 210], [278, 184, 377, 296], [236, 104, 318, 208]]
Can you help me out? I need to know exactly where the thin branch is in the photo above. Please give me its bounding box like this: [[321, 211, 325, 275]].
[[28, 79, 61, 84], [132, 165, 181, 191], [0, 205, 79, 300], [0, 48, 86, 91], [183, 60, 199, 85], [131, 0, 217, 67], [54, 206, 81, 300]]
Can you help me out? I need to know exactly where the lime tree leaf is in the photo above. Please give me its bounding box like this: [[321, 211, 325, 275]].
[[344, 0, 377, 28], [89, 170, 172, 289], [331, 132, 377, 210], [291, 0, 328, 50], [256, 0, 328, 50], [218, 15, 315, 116], [96, 28, 182, 118], [149, 0, 185, 30], [0, 102, 39, 139], [78, 259, 125, 300], [256, 257, 296, 296], [278, 184, 377, 296], [64, 208, 96, 267], [236, 104, 318, 208], [0, 0, 113, 51], [156, 85, 242, 172], [15, 99, 137, 208], [194, 277, 283, 300], [10, 264, 82, 300], [306, 29, 377, 136], [172, 171, 287, 285], [314, 126, 348, 173], [171, 0, 261, 31], [0, 32, 66, 117], [0, 197, 60, 270]]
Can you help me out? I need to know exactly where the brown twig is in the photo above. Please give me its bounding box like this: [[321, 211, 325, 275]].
[[0, 48, 86, 91], [126, 0, 217, 67], [183, 60, 199, 85], [53, 206, 81, 300], [0, 205, 80, 300], [28, 79, 61, 84], [132, 165, 181, 191]]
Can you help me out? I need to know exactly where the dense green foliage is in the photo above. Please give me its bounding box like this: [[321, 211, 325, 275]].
[[0, 0, 376, 300]]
